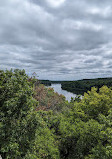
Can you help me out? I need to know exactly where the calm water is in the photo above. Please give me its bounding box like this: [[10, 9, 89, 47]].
[[47, 84, 77, 102]]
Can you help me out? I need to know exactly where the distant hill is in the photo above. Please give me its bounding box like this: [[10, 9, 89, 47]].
[[61, 77, 112, 94]]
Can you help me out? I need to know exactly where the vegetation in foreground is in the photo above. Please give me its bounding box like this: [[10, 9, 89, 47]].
[[1, 69, 112, 159]]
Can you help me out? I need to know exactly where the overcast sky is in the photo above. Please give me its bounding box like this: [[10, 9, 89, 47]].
[[0, 0, 112, 80]]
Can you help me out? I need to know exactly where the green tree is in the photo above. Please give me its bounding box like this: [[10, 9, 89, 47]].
[[0, 69, 59, 159]]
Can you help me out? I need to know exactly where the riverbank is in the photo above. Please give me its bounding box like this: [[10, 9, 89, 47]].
[[46, 84, 77, 101]]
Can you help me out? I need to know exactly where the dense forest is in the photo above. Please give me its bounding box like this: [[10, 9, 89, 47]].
[[40, 80, 63, 86], [1, 69, 112, 158], [61, 78, 112, 95], [40, 80, 52, 86]]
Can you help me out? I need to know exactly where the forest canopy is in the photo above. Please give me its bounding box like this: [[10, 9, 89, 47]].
[[61, 78, 112, 95]]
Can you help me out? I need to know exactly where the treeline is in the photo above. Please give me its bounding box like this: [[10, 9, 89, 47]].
[[39, 80, 63, 86], [39, 80, 51, 86], [1, 69, 112, 158], [61, 78, 112, 95]]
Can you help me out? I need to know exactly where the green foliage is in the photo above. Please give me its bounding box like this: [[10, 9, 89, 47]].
[[56, 86, 112, 159], [1, 69, 112, 159], [75, 86, 112, 119], [0, 69, 59, 159], [0, 69, 37, 158]]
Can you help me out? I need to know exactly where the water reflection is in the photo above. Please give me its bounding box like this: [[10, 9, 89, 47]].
[[47, 84, 77, 102]]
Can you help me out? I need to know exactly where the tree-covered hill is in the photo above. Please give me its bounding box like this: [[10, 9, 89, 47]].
[[1, 69, 112, 159], [61, 78, 112, 95]]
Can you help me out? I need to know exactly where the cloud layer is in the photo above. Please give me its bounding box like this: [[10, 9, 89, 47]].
[[0, 0, 112, 80]]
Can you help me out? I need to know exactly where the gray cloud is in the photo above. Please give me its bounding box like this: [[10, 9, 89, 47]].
[[0, 0, 112, 80]]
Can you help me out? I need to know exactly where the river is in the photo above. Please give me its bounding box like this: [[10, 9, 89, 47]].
[[47, 83, 77, 102]]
